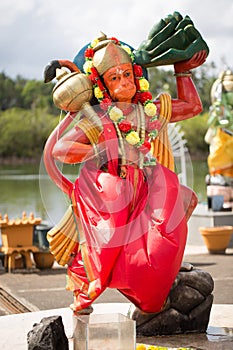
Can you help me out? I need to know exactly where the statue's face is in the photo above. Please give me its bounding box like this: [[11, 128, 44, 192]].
[[103, 63, 136, 103]]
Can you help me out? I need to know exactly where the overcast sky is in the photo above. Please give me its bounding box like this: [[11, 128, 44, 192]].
[[1, 0, 233, 80]]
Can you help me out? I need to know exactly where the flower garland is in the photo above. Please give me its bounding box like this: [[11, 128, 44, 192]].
[[136, 344, 194, 350], [83, 36, 161, 155]]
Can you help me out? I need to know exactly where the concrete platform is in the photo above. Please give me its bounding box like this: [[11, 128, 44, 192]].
[[0, 246, 233, 349], [0, 303, 232, 349]]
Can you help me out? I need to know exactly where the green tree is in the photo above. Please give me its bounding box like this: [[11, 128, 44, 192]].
[[177, 112, 209, 156], [14, 75, 28, 107], [0, 71, 57, 114], [21, 80, 56, 113], [0, 72, 17, 110], [192, 61, 217, 112], [148, 67, 177, 98], [0, 108, 59, 158]]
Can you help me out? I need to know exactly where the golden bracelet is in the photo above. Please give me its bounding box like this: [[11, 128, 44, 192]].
[[174, 71, 192, 77]]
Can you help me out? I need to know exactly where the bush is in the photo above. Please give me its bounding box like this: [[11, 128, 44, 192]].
[[178, 112, 209, 156], [0, 108, 59, 158]]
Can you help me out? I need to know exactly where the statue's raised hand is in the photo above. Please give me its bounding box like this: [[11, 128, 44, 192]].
[[174, 50, 207, 73], [134, 12, 209, 68]]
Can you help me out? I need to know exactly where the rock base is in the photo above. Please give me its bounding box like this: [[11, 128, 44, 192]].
[[27, 315, 69, 350], [132, 264, 214, 336]]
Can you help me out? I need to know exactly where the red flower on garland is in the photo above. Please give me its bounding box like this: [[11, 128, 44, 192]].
[[96, 78, 105, 91], [133, 64, 143, 77], [118, 121, 132, 133], [140, 91, 153, 104], [85, 48, 94, 58], [135, 79, 141, 92], [103, 91, 109, 99], [132, 92, 140, 104], [110, 37, 119, 45], [138, 140, 151, 154], [89, 67, 99, 83], [100, 98, 112, 110], [90, 67, 99, 76], [148, 119, 162, 132]]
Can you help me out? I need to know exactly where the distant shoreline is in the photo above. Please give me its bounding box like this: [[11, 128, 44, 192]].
[[0, 154, 208, 166], [0, 153, 208, 166], [0, 156, 42, 165]]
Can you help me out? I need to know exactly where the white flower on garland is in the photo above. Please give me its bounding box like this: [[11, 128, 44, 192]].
[[109, 106, 124, 122]]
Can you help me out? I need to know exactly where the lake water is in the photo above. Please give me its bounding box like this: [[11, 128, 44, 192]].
[[0, 158, 209, 226]]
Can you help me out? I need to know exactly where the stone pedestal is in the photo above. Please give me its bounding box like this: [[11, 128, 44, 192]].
[[133, 265, 214, 336]]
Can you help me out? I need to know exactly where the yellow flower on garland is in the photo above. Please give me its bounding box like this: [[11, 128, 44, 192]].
[[94, 86, 104, 100], [121, 44, 132, 56], [91, 38, 99, 48], [136, 345, 147, 350], [83, 60, 93, 74], [144, 102, 157, 117], [139, 78, 150, 91], [109, 106, 124, 122], [125, 130, 140, 145]]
